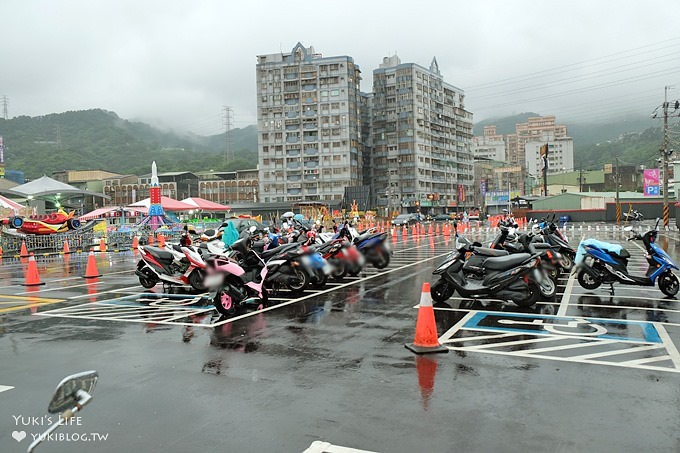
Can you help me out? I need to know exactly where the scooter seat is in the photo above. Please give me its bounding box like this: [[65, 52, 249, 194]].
[[145, 246, 174, 263], [260, 242, 298, 260], [473, 247, 508, 257], [608, 248, 630, 259], [484, 253, 531, 271]]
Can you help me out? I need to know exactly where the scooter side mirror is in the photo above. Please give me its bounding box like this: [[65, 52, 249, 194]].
[[623, 226, 634, 232], [47, 371, 98, 414]]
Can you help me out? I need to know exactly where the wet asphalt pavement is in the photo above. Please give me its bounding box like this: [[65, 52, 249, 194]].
[[0, 222, 679, 452]]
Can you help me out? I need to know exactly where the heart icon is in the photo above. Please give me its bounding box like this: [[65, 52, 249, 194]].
[[12, 430, 26, 442]]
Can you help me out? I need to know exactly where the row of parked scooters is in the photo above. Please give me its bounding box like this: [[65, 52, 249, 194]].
[[134, 220, 392, 316], [430, 214, 576, 307], [431, 213, 680, 308]]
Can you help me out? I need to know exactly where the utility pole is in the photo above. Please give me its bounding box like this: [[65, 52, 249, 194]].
[[660, 86, 676, 229], [615, 157, 621, 224], [222, 106, 233, 163]]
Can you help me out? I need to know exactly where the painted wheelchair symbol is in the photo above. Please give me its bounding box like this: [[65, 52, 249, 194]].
[[137, 296, 207, 307], [498, 317, 607, 336]]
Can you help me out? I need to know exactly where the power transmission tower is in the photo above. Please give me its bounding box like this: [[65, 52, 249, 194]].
[[1, 95, 8, 120], [222, 106, 234, 163]]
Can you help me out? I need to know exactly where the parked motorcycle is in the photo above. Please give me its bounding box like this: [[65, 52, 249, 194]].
[[204, 238, 269, 317], [576, 219, 679, 296], [135, 244, 208, 291], [431, 231, 543, 307], [623, 210, 644, 222], [337, 222, 392, 269], [535, 213, 576, 270]]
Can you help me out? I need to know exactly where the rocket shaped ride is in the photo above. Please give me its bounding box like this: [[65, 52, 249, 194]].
[[148, 161, 165, 217]]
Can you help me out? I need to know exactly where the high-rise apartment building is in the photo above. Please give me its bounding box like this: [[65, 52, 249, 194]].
[[256, 43, 362, 203], [506, 116, 570, 169], [370, 55, 474, 213], [472, 125, 506, 161]]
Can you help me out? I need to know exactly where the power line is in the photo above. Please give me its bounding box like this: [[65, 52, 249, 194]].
[[466, 37, 680, 90]]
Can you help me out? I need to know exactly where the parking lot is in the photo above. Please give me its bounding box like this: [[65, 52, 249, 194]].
[[1, 222, 679, 452]]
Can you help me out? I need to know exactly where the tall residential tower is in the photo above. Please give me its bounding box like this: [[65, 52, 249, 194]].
[[370, 56, 474, 213], [256, 43, 362, 203]]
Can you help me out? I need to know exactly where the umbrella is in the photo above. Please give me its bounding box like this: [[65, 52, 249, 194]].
[[282, 211, 295, 218], [293, 214, 304, 221]]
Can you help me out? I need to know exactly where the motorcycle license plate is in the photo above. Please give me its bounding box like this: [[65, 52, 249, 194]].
[[383, 240, 392, 252], [204, 274, 223, 288]]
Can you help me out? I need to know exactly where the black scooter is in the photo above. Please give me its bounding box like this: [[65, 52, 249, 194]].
[[431, 226, 543, 307]]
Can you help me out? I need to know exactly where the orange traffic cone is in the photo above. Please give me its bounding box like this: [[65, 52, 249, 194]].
[[63, 239, 71, 254], [99, 238, 107, 252], [132, 236, 139, 249], [83, 251, 101, 278], [20, 240, 29, 258], [158, 234, 166, 248], [405, 282, 448, 354], [23, 253, 45, 286], [148, 235, 155, 246]]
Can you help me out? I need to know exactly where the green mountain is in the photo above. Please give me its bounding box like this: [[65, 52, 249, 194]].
[[0, 109, 259, 179]]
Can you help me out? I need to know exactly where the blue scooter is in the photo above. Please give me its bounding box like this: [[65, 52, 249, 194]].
[[576, 219, 679, 296]]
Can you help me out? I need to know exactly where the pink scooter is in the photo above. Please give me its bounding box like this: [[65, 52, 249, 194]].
[[204, 239, 269, 317]]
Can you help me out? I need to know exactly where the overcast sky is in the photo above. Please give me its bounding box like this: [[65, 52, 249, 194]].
[[1, 0, 679, 135]]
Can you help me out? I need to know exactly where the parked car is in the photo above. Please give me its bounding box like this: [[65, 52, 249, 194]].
[[391, 213, 419, 226], [433, 214, 453, 222]]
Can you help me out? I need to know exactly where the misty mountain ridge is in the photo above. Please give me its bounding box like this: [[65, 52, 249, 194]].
[[0, 109, 258, 179], [0, 109, 669, 180]]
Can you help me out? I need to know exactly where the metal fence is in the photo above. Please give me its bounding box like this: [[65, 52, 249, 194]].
[[0, 229, 188, 254]]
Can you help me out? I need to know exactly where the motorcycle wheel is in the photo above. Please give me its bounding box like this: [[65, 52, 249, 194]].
[[539, 272, 556, 299], [515, 280, 540, 308], [287, 268, 308, 294], [431, 279, 455, 303], [137, 264, 157, 289], [373, 249, 390, 269], [331, 260, 347, 281], [312, 273, 328, 289], [659, 272, 679, 297], [189, 269, 207, 292], [560, 253, 574, 271], [577, 269, 601, 290], [139, 273, 157, 289], [213, 287, 238, 317]]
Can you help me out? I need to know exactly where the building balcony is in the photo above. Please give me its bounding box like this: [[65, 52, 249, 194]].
[[286, 111, 299, 118], [303, 135, 318, 142], [285, 99, 299, 105], [286, 137, 300, 143], [303, 161, 319, 169], [303, 148, 319, 155], [284, 73, 298, 80], [287, 163, 301, 169]]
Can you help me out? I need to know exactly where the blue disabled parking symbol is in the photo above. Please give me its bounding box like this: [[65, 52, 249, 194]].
[[464, 312, 662, 343]]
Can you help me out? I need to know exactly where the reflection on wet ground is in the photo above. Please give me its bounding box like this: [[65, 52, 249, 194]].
[[1, 226, 679, 452]]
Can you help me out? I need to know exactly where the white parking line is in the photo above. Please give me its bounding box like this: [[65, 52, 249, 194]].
[[0, 385, 14, 393]]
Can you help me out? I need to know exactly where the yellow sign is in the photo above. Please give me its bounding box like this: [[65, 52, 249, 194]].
[[93, 220, 107, 234]]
